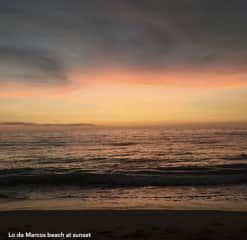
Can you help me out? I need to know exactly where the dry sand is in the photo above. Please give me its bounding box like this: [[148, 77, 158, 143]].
[[1, 210, 247, 239]]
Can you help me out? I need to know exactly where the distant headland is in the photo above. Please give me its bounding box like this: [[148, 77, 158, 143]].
[[0, 122, 96, 127]]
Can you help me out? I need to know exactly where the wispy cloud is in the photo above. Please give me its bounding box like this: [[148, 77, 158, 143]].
[[0, 47, 67, 86]]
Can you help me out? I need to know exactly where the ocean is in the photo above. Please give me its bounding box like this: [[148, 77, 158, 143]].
[[0, 125, 247, 210]]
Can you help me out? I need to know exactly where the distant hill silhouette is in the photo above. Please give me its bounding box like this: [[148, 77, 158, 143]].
[[0, 122, 36, 125], [0, 122, 95, 127]]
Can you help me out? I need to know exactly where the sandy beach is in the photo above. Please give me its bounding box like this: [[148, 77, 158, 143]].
[[1, 210, 247, 239]]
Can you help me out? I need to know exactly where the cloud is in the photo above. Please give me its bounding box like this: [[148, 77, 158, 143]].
[[0, 47, 67, 86], [0, 0, 247, 86]]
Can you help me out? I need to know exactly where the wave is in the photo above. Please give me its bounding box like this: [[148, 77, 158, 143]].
[[1, 165, 247, 187], [0, 193, 10, 199], [213, 131, 247, 136], [106, 142, 139, 147], [223, 154, 247, 161]]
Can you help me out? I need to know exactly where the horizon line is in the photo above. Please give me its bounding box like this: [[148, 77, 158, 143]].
[[1, 121, 247, 127]]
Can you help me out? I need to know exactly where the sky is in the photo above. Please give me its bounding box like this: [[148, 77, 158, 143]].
[[1, 0, 247, 125]]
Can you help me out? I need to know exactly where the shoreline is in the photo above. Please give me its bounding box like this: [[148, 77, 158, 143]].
[[1, 210, 247, 239]]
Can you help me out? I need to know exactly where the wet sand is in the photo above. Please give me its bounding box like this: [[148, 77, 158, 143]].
[[1, 210, 247, 239]]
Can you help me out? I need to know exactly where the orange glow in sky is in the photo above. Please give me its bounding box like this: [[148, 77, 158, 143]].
[[1, 68, 247, 125]]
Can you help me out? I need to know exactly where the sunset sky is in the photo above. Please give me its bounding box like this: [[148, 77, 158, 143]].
[[1, 0, 247, 125]]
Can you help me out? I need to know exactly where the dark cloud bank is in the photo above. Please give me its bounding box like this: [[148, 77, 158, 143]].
[[0, 0, 247, 86]]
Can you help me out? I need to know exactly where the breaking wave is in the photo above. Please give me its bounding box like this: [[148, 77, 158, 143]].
[[1, 165, 247, 187]]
